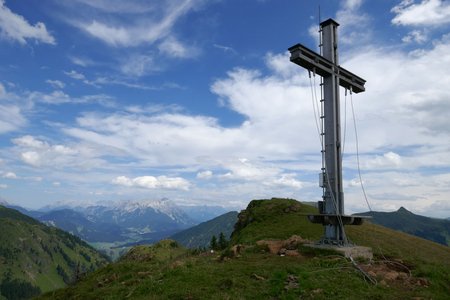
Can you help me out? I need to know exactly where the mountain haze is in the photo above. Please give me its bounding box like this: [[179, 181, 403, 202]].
[[38, 209, 125, 243], [178, 205, 231, 223]]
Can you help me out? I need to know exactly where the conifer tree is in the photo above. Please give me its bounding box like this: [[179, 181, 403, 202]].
[[210, 235, 218, 250], [218, 232, 228, 250]]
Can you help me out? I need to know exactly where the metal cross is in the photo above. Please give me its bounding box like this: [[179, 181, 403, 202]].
[[289, 19, 367, 245]]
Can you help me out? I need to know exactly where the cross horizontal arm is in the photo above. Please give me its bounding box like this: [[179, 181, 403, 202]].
[[288, 43, 366, 93]]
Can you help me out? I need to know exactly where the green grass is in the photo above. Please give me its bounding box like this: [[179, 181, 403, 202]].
[[231, 198, 322, 244], [0, 205, 109, 296], [40, 247, 446, 299], [37, 199, 450, 299]]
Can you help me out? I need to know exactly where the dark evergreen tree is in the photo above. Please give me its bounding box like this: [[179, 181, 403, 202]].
[[210, 235, 218, 250], [218, 232, 228, 250]]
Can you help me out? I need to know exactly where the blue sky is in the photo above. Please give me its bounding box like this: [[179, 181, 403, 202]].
[[0, 0, 449, 217]]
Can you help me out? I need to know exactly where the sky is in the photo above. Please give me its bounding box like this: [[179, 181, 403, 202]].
[[0, 0, 449, 218]]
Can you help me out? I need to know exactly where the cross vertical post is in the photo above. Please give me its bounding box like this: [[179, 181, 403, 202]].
[[289, 19, 367, 245], [322, 19, 345, 242]]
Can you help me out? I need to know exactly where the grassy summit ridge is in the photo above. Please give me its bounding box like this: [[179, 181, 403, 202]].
[[39, 198, 450, 299]]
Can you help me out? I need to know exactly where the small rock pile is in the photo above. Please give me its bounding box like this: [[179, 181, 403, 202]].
[[256, 235, 310, 256]]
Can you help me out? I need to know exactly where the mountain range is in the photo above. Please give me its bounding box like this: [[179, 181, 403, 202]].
[[36, 198, 450, 299], [170, 211, 238, 248], [359, 207, 450, 246], [2, 199, 231, 259]]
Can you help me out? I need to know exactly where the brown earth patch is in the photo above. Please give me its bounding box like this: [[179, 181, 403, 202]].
[[359, 261, 429, 289], [256, 235, 310, 256]]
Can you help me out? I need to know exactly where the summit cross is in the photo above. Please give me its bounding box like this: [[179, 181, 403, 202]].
[[288, 19, 367, 245]]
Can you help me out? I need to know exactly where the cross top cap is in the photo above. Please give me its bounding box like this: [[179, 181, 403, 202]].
[[320, 18, 339, 27]]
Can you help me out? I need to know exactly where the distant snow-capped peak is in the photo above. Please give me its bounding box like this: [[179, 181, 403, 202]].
[[113, 198, 187, 220], [38, 198, 192, 224], [39, 199, 99, 211], [114, 198, 171, 211]]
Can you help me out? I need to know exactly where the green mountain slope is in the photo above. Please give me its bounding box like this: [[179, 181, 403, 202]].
[[170, 211, 238, 248], [0, 205, 109, 299], [38, 198, 450, 299], [359, 207, 450, 246]]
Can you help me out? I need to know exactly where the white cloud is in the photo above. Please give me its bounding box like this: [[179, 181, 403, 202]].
[[0, 82, 5, 96], [82, 21, 130, 46], [343, 0, 363, 10], [112, 176, 132, 186], [124, 103, 183, 115], [218, 159, 303, 190], [365, 152, 402, 169], [21, 151, 41, 167], [0, 83, 28, 134], [29, 176, 43, 182], [64, 70, 111, 88], [11, 135, 107, 170], [13, 135, 47, 149], [30, 90, 71, 104], [0, 0, 55, 45], [2, 172, 17, 179], [112, 175, 190, 190], [265, 52, 299, 79], [346, 178, 362, 188], [64, 70, 100, 86], [334, 0, 372, 45], [53, 145, 78, 155], [220, 158, 280, 181], [46, 80, 65, 89], [64, 111, 245, 166], [69, 0, 157, 14], [92, 76, 167, 90], [64, 70, 86, 81], [335, 36, 450, 153], [268, 173, 303, 189], [0, 104, 27, 134], [68, 56, 95, 67], [197, 170, 213, 179], [402, 29, 428, 43], [213, 44, 237, 55], [422, 200, 450, 218], [0, 184, 7, 189], [120, 54, 157, 77], [76, 0, 204, 47], [158, 36, 199, 58], [27, 90, 115, 107], [392, 0, 450, 26]]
